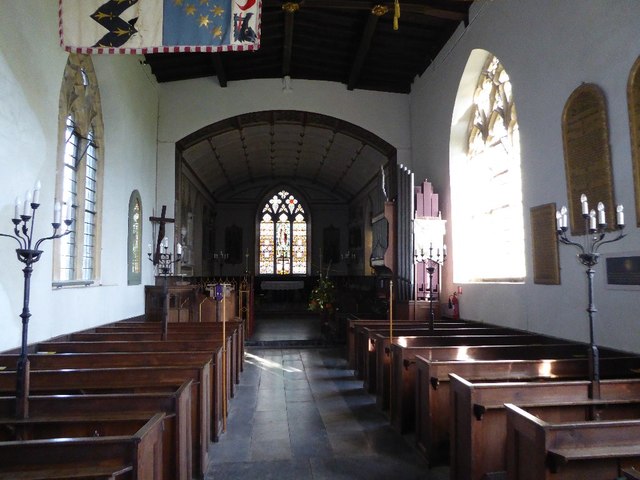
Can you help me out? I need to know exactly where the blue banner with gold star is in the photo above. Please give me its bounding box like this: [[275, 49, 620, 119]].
[[59, 0, 260, 54]]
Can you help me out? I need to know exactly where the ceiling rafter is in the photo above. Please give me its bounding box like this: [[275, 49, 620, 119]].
[[332, 141, 365, 191], [269, 121, 277, 178], [312, 130, 337, 182], [347, 6, 385, 90], [206, 138, 235, 191], [282, 2, 299, 77], [210, 54, 227, 87], [234, 119, 255, 183], [292, 120, 306, 179]]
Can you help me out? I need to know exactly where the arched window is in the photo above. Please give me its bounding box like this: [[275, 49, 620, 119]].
[[53, 54, 104, 286], [259, 189, 307, 275], [451, 53, 525, 282], [128, 190, 143, 285]]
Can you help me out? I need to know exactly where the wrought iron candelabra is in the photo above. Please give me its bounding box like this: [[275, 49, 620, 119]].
[[148, 238, 181, 339], [415, 243, 447, 330], [556, 195, 625, 399], [0, 183, 73, 418]]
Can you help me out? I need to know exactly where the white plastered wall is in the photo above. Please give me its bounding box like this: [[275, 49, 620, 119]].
[[410, 0, 640, 352], [0, 1, 159, 352]]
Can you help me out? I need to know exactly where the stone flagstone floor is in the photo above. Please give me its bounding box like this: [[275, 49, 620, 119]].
[[206, 345, 449, 479]]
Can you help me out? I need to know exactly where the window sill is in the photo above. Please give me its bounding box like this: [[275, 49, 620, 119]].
[[52, 280, 95, 289]]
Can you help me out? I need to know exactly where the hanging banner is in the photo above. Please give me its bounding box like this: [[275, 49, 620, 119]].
[[59, 0, 260, 54]]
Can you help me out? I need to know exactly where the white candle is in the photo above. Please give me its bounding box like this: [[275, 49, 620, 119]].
[[580, 194, 589, 215], [54, 201, 61, 224], [177, 243, 182, 255], [589, 209, 596, 231], [14, 196, 20, 219], [616, 205, 624, 227], [443, 244, 447, 256], [33, 180, 41, 205], [556, 210, 562, 230], [597, 202, 606, 226], [560, 206, 568, 229], [61, 201, 68, 223], [163, 237, 168, 248], [23, 191, 32, 215], [148, 243, 152, 254]]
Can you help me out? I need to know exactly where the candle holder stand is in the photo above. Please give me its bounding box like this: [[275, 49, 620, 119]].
[[556, 200, 625, 400], [148, 244, 181, 340], [415, 245, 446, 330], [0, 201, 73, 418]]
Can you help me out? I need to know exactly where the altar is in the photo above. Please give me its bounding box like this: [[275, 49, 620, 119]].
[[256, 278, 309, 312], [260, 280, 305, 290]]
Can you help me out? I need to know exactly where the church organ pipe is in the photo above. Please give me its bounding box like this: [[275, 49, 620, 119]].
[[396, 164, 414, 302], [409, 168, 415, 301], [396, 164, 402, 298]]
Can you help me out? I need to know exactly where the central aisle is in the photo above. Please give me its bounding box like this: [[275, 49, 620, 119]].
[[207, 347, 448, 479]]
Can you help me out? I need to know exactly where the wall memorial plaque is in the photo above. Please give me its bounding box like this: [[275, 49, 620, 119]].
[[628, 56, 640, 227], [530, 203, 560, 285], [562, 83, 615, 235]]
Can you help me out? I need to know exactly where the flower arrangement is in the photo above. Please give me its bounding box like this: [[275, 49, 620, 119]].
[[308, 267, 336, 313]]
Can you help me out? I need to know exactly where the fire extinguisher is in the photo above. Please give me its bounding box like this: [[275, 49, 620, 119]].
[[448, 292, 459, 320]]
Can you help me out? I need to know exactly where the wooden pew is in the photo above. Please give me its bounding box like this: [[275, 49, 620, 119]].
[[351, 320, 474, 378], [68, 331, 237, 399], [624, 467, 640, 479], [0, 383, 192, 480], [94, 320, 245, 376], [36, 339, 225, 443], [348, 320, 436, 373], [0, 365, 210, 479], [0, 351, 216, 454], [362, 326, 516, 394], [420, 354, 640, 470], [383, 333, 565, 417], [74, 323, 242, 391], [347, 318, 473, 371], [506, 401, 640, 479], [450, 374, 640, 480], [0, 412, 164, 479]]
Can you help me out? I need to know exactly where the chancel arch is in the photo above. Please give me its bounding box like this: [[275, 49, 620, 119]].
[[173, 110, 395, 278]]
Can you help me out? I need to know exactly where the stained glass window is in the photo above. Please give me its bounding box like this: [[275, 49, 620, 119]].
[[259, 190, 307, 275], [128, 190, 142, 285], [451, 54, 525, 282]]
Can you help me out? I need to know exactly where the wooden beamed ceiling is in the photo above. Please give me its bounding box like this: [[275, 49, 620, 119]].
[[145, 0, 472, 94]]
